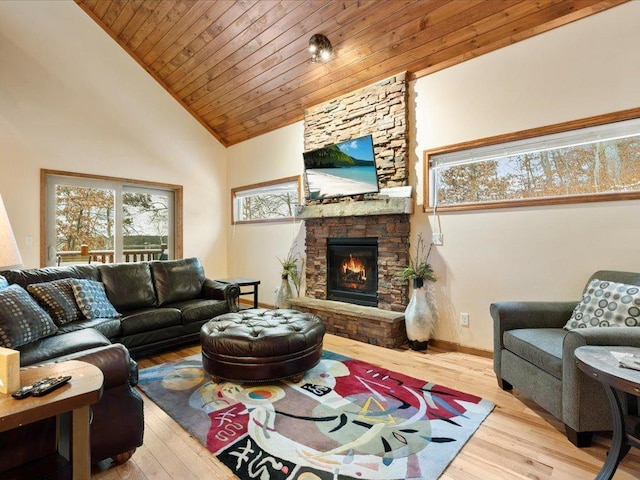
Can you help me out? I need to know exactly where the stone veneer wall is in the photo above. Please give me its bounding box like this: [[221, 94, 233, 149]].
[[304, 72, 409, 195], [305, 215, 410, 312], [301, 73, 411, 345]]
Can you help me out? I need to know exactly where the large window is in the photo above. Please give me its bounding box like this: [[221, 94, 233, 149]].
[[425, 109, 640, 211], [42, 170, 182, 266]]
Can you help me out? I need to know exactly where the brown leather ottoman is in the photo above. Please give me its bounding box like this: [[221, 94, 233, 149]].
[[200, 308, 326, 383]]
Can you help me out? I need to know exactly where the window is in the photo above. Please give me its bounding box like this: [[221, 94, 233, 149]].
[[231, 176, 301, 224], [425, 109, 640, 211], [42, 170, 182, 266]]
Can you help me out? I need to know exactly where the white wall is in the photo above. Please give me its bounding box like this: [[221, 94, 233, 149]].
[[411, 1, 640, 351], [0, 1, 228, 275], [227, 122, 306, 306], [229, 2, 640, 351], [3, 1, 638, 351]]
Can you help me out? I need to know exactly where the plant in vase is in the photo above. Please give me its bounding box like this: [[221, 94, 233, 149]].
[[398, 233, 437, 351], [276, 249, 302, 309]]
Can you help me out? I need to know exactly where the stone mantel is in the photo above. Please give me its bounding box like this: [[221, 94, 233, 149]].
[[296, 197, 413, 219]]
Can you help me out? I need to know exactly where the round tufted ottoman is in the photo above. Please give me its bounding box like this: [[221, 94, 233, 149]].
[[200, 308, 326, 383]]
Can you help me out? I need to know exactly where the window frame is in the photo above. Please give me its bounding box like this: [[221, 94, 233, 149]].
[[423, 107, 640, 212], [41, 169, 183, 267], [231, 176, 302, 225]]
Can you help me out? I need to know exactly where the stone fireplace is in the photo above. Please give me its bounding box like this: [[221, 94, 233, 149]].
[[290, 73, 411, 348], [291, 200, 412, 348], [326, 237, 378, 307], [304, 212, 410, 312]]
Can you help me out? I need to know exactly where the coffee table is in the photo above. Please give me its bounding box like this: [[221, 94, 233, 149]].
[[0, 360, 104, 480], [575, 346, 640, 480]]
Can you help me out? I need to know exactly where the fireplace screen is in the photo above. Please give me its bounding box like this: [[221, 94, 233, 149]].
[[327, 237, 378, 307]]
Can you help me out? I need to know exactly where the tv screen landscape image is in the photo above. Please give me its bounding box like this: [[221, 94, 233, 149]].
[[303, 134, 379, 200]]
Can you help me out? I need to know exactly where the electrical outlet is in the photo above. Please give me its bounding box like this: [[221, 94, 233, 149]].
[[432, 233, 444, 246], [460, 313, 469, 327]]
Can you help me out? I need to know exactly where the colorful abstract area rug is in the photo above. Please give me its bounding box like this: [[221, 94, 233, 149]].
[[137, 352, 494, 480]]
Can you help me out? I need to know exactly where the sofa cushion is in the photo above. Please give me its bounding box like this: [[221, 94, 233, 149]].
[[71, 279, 121, 320], [0, 275, 8, 289], [120, 308, 182, 336], [503, 328, 565, 379], [151, 258, 205, 306], [56, 317, 121, 339], [27, 279, 84, 326], [565, 278, 640, 330], [98, 263, 157, 311], [0, 264, 100, 288], [0, 284, 58, 349], [17, 328, 111, 367], [169, 298, 231, 325]]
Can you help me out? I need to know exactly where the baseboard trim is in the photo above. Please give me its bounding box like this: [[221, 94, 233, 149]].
[[428, 339, 493, 359]]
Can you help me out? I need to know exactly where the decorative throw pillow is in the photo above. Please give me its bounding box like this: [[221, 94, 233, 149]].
[[70, 279, 120, 320], [27, 279, 84, 326], [0, 275, 8, 290], [0, 284, 58, 348], [564, 279, 640, 329]]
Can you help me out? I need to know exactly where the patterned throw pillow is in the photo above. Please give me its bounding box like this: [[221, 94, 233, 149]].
[[27, 279, 84, 326], [0, 275, 8, 290], [0, 284, 58, 348], [70, 279, 120, 320], [564, 279, 640, 329]]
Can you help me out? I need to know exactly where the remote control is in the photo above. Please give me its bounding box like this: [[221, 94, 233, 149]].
[[31, 376, 72, 397], [12, 376, 59, 399]]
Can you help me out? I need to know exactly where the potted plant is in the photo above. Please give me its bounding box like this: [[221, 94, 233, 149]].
[[398, 233, 437, 350], [276, 249, 302, 309]]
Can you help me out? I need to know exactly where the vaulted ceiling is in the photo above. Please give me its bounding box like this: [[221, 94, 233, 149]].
[[75, 0, 626, 146]]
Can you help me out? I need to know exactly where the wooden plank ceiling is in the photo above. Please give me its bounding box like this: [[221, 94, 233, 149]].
[[75, 0, 626, 146]]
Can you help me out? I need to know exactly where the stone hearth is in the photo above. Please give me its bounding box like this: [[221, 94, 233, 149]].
[[290, 297, 407, 349]]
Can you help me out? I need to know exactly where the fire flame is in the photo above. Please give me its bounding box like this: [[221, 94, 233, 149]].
[[341, 255, 367, 282]]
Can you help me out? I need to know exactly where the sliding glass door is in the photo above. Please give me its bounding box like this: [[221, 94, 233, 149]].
[[45, 173, 176, 266]]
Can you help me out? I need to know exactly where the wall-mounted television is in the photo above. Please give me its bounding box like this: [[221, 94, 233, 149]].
[[303, 134, 379, 200]]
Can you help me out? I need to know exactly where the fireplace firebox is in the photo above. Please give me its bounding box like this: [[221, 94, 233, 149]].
[[327, 237, 378, 307]]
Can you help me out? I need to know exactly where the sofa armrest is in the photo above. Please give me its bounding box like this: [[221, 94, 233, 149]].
[[491, 301, 576, 378], [202, 278, 241, 312], [51, 343, 138, 388], [561, 327, 640, 431]]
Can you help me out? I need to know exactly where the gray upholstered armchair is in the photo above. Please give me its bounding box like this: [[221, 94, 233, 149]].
[[491, 270, 640, 447]]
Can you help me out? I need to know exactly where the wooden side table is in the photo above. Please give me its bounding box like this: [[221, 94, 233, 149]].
[[0, 360, 104, 480], [575, 346, 640, 480], [217, 277, 261, 308]]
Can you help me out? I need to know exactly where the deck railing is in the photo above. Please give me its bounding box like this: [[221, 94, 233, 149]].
[[56, 248, 164, 265]]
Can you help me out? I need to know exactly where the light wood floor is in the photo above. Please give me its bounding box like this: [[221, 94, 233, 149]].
[[92, 334, 640, 479]]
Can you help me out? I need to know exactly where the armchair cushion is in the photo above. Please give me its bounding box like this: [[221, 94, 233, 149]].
[[564, 278, 640, 329], [503, 328, 564, 379]]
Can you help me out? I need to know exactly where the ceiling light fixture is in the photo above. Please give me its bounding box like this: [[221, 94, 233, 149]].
[[308, 34, 332, 63]]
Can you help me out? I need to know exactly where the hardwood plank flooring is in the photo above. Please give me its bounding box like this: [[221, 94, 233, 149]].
[[92, 335, 640, 479]]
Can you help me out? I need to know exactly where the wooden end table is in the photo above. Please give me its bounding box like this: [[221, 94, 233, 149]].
[[217, 277, 261, 308], [0, 360, 104, 480], [575, 346, 640, 480]]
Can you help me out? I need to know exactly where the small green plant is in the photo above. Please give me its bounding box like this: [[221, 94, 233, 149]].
[[398, 233, 437, 282], [278, 249, 302, 295]]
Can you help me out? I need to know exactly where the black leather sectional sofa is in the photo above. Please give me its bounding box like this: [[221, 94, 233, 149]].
[[0, 257, 240, 472]]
